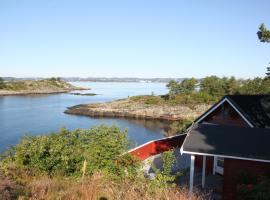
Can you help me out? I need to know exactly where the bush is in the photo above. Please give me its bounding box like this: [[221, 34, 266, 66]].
[[145, 96, 160, 105], [129, 95, 145, 102], [177, 119, 193, 133], [151, 150, 182, 189], [0, 125, 139, 178], [167, 92, 217, 106], [0, 77, 6, 89], [5, 81, 27, 90]]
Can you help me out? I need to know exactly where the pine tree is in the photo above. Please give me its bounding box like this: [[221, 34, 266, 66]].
[[257, 23, 270, 43], [258, 23, 270, 77], [266, 63, 270, 77]]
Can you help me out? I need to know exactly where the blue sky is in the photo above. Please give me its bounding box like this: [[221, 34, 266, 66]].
[[0, 0, 269, 78]]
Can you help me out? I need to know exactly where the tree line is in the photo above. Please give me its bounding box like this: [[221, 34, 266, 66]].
[[167, 75, 270, 99]]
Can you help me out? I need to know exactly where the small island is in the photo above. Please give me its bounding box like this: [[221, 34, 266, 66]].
[[0, 77, 88, 96], [65, 95, 211, 121]]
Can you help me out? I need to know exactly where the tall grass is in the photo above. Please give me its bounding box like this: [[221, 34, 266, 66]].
[[25, 173, 206, 200]]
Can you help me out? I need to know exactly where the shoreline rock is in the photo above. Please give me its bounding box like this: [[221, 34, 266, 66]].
[[64, 98, 211, 121], [69, 92, 99, 96]]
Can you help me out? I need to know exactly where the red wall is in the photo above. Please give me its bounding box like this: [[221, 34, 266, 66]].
[[223, 158, 270, 200], [203, 101, 249, 128], [129, 134, 186, 161], [195, 155, 214, 173]]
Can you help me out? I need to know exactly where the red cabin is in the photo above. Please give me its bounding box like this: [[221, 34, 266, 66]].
[[129, 95, 270, 199], [182, 95, 270, 199]]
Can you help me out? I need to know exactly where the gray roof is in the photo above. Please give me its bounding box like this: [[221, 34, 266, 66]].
[[226, 95, 270, 128], [193, 95, 270, 128], [182, 124, 270, 162]]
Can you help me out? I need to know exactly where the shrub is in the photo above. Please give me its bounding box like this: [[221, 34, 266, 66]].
[[167, 92, 217, 106], [144, 96, 160, 105], [5, 81, 27, 90], [151, 150, 182, 189], [178, 119, 193, 133], [129, 95, 144, 101], [0, 77, 6, 89], [0, 125, 139, 178]]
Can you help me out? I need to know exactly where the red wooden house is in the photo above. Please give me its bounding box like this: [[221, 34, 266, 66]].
[[181, 95, 270, 199], [129, 95, 270, 199]]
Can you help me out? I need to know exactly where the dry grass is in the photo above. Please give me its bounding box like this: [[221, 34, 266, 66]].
[[22, 173, 206, 200]]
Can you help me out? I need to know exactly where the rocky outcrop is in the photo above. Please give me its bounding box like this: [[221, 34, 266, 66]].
[[69, 92, 99, 96], [65, 98, 211, 121]]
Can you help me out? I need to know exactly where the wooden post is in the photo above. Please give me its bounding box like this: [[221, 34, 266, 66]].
[[82, 160, 87, 178], [189, 155, 195, 195], [202, 155, 206, 188]]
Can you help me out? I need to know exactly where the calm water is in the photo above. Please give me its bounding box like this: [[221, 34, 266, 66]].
[[0, 82, 168, 152]]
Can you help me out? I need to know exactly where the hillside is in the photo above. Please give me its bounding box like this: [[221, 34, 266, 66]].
[[0, 78, 87, 96]]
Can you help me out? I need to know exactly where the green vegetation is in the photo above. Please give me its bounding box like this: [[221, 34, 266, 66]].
[[257, 23, 270, 77], [236, 171, 270, 200], [0, 125, 138, 179], [257, 23, 270, 43], [0, 77, 6, 89], [167, 78, 197, 98], [166, 76, 270, 106], [266, 63, 270, 77], [0, 126, 205, 200], [151, 150, 181, 189], [0, 78, 81, 93]]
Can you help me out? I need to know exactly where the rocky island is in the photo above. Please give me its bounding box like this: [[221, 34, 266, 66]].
[[0, 78, 88, 96], [65, 95, 211, 121]]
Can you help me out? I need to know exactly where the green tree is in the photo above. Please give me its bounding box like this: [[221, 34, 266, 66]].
[[166, 80, 179, 98], [166, 78, 197, 98], [0, 77, 6, 89], [257, 23, 270, 76], [261, 77, 270, 94], [222, 76, 240, 95], [257, 23, 270, 43], [266, 63, 270, 77], [240, 77, 266, 95], [178, 78, 197, 93], [200, 76, 225, 97]]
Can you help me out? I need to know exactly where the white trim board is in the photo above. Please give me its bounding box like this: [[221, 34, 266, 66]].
[[181, 149, 270, 164]]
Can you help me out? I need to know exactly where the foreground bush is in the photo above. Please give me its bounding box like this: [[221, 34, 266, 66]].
[[0, 125, 139, 178], [0, 125, 207, 200]]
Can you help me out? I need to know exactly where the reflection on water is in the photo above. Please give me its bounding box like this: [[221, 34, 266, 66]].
[[91, 117, 178, 137]]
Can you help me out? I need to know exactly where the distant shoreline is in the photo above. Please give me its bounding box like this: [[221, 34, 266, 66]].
[[0, 79, 89, 96], [0, 89, 87, 96], [2, 77, 186, 83]]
